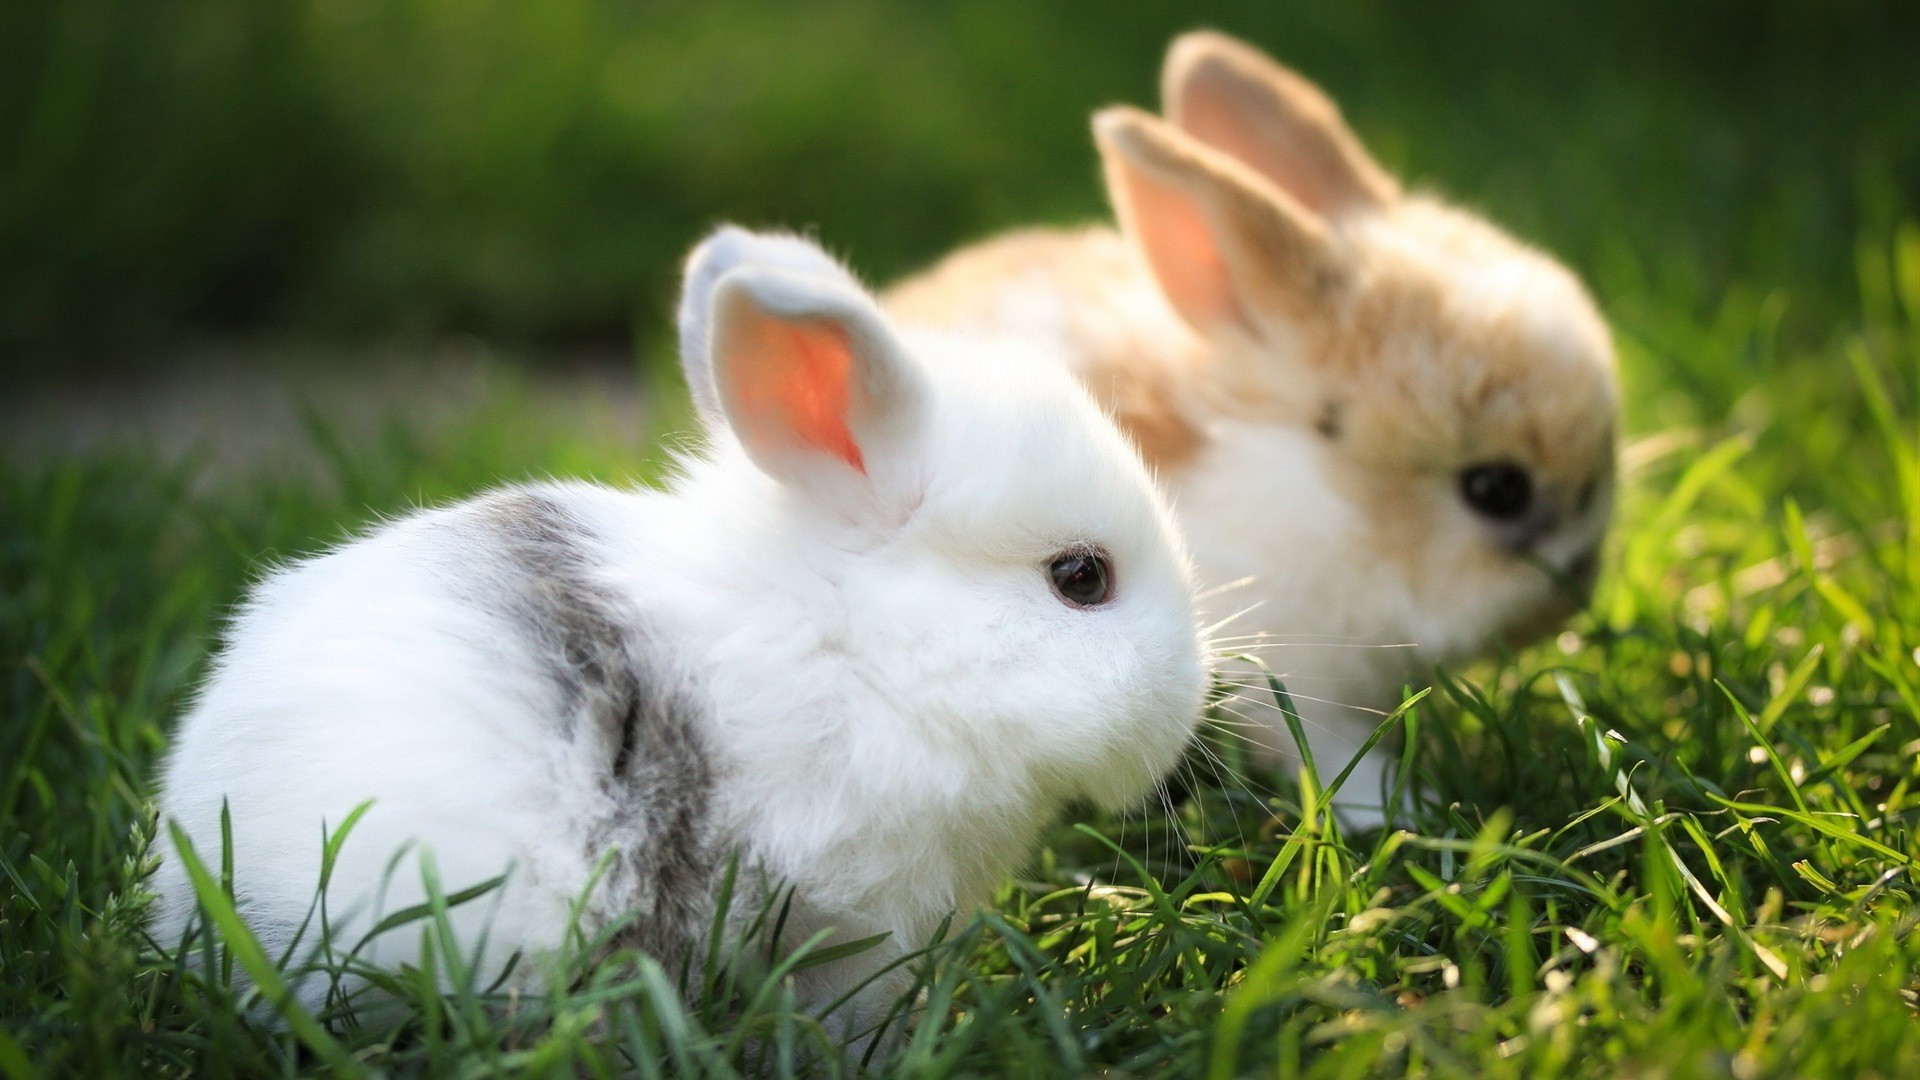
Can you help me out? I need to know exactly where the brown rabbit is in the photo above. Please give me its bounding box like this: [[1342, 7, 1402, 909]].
[[887, 31, 1618, 824]]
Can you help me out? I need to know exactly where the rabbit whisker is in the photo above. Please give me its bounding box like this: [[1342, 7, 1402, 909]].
[[1212, 638, 1418, 649], [1210, 702, 1306, 754], [1208, 631, 1413, 644], [1200, 602, 1267, 639], [1195, 575, 1259, 601], [1211, 700, 1384, 762], [1189, 734, 1285, 811], [1211, 682, 1394, 717]]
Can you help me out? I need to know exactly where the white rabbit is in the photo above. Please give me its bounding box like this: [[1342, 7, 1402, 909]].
[[888, 32, 1618, 824], [151, 226, 1207, 1030]]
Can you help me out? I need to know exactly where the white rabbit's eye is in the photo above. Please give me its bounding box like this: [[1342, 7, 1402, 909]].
[[1460, 463, 1532, 520], [1049, 549, 1113, 607]]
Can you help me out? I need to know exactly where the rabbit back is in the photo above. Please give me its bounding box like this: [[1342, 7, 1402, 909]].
[[152, 484, 723, 990]]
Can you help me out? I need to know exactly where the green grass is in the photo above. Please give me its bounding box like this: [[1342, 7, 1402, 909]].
[[9, 225, 1920, 1075], [9, 1, 1920, 1069]]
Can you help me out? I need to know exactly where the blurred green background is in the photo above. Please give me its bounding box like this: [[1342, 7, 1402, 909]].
[[2, 0, 1917, 378]]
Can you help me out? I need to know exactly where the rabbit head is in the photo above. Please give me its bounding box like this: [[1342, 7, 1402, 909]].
[[1090, 34, 1617, 667], [676, 228, 1207, 815]]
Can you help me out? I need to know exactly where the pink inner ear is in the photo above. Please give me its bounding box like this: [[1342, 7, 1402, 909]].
[[1115, 162, 1249, 333], [729, 316, 866, 474], [1182, 94, 1331, 214], [1176, 67, 1393, 215]]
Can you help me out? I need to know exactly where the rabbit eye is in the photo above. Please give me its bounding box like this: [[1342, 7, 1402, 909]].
[[1460, 462, 1533, 520], [1049, 548, 1113, 607]]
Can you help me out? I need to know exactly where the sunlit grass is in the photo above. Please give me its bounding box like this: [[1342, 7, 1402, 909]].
[[9, 229, 1920, 1073]]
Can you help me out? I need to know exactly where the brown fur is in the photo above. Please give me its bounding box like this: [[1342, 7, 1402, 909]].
[[888, 226, 1210, 471], [1305, 204, 1617, 602], [885, 31, 1617, 655]]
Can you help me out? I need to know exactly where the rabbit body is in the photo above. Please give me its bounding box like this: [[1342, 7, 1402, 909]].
[[153, 229, 1207, 1021], [888, 34, 1619, 820]]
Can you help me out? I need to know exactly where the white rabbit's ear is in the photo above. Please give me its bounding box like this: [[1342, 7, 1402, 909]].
[[1162, 31, 1398, 216], [701, 262, 929, 492], [1095, 105, 1341, 339], [678, 226, 864, 421]]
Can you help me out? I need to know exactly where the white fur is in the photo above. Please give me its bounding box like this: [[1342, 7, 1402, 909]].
[[1170, 421, 1406, 804], [151, 229, 1206, 1025], [1175, 414, 1606, 807]]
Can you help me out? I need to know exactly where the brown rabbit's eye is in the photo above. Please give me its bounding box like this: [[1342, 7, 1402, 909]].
[[1049, 549, 1113, 607], [1460, 463, 1533, 520]]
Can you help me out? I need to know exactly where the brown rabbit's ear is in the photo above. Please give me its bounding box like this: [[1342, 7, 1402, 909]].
[[1162, 30, 1398, 216], [1095, 105, 1340, 339]]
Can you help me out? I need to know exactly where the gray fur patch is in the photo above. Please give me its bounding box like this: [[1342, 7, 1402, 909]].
[[466, 489, 724, 971]]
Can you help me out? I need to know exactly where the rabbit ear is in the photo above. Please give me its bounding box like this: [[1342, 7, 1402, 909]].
[[1162, 31, 1398, 216], [678, 226, 865, 421], [695, 256, 929, 493], [1095, 105, 1341, 339]]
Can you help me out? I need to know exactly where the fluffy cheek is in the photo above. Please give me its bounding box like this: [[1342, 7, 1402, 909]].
[[1073, 625, 1208, 811], [850, 557, 1204, 806], [1328, 463, 1458, 599], [1364, 497, 1545, 661], [1497, 575, 1587, 648], [1425, 552, 1575, 661], [975, 615, 1199, 804], [1084, 709, 1201, 811]]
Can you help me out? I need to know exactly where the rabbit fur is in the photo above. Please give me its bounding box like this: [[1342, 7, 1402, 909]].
[[888, 31, 1619, 824], [151, 227, 1208, 1027]]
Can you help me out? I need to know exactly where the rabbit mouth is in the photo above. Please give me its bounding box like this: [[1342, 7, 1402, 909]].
[[1515, 538, 1600, 601], [1494, 545, 1599, 649]]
